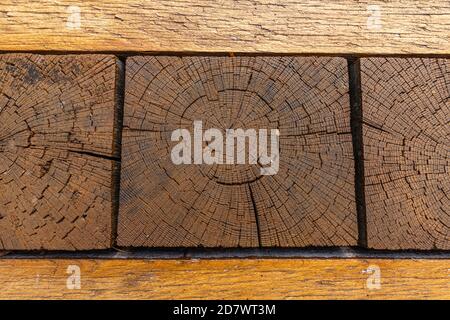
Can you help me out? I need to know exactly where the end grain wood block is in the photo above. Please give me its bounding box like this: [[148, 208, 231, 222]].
[[361, 58, 450, 250], [118, 56, 357, 247], [0, 54, 118, 250]]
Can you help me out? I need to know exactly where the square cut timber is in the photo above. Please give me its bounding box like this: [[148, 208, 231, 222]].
[[0, 54, 119, 250], [361, 58, 450, 250], [118, 56, 357, 247]]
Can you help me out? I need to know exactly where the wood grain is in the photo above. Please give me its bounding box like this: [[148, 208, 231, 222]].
[[0, 258, 448, 299], [0, 54, 118, 250], [118, 56, 356, 247], [361, 58, 450, 250], [0, 1, 449, 55]]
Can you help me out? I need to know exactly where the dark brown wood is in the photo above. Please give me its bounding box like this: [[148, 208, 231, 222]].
[[0, 54, 118, 250], [361, 58, 450, 250], [118, 56, 357, 247]]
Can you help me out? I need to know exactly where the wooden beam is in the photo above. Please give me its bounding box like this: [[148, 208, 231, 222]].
[[0, 1, 449, 55], [0, 258, 448, 299], [361, 57, 450, 250], [0, 54, 118, 250], [118, 56, 357, 247]]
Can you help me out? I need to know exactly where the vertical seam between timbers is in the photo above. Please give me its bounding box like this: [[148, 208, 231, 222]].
[[111, 56, 126, 248], [347, 57, 368, 248]]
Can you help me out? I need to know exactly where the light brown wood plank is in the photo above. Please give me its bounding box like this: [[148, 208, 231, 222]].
[[0, 1, 449, 55], [0, 258, 448, 299], [0, 54, 118, 250], [361, 58, 450, 250], [118, 56, 356, 247]]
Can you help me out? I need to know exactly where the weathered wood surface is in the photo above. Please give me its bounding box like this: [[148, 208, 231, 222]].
[[0, 1, 449, 55], [0, 258, 448, 299], [0, 54, 118, 250], [361, 58, 450, 250], [118, 56, 356, 247]]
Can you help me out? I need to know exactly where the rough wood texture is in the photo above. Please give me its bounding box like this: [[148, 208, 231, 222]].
[[0, 54, 118, 250], [361, 58, 450, 250], [118, 56, 356, 248], [0, 258, 448, 299], [0, 1, 449, 55]]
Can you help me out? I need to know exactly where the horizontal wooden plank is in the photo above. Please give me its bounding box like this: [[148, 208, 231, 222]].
[[118, 56, 356, 248], [1, 0, 449, 55], [0, 258, 448, 299], [0, 54, 118, 250]]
